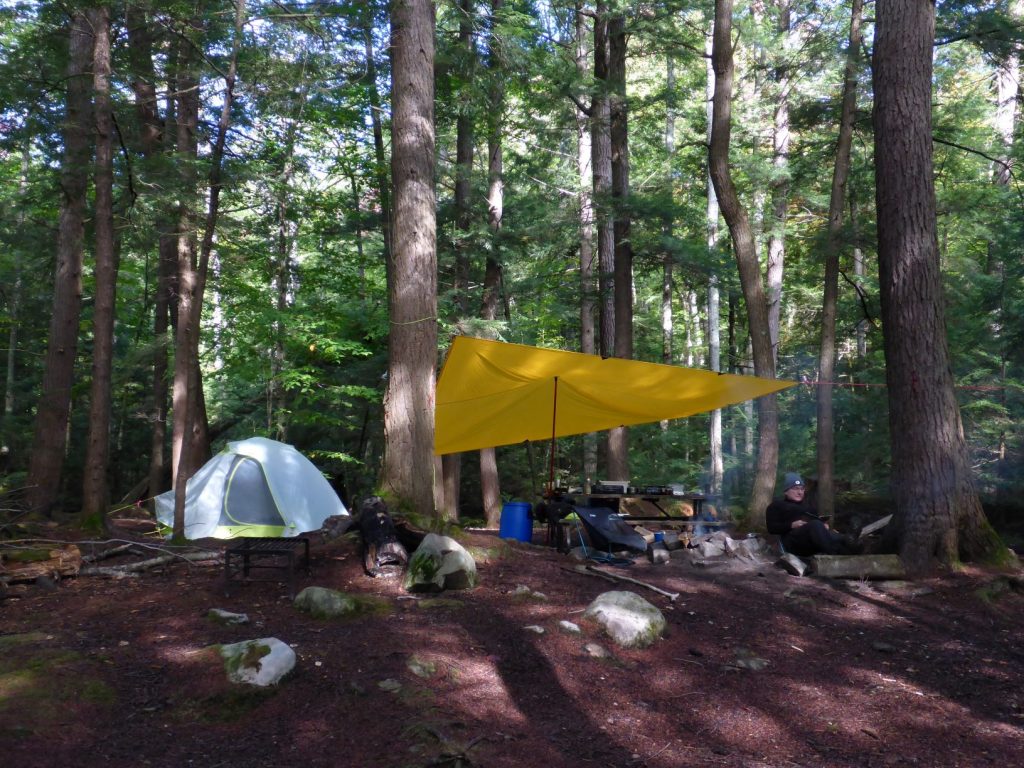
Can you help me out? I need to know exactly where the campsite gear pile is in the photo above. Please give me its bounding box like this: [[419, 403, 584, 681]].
[[155, 437, 348, 539]]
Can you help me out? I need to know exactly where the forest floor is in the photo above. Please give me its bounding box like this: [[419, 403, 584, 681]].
[[1, 518, 1023, 768]]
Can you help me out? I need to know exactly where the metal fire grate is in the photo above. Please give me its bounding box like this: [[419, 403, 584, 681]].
[[224, 537, 311, 598]]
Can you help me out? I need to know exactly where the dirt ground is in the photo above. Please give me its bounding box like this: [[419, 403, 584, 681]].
[[1, 521, 1023, 768]]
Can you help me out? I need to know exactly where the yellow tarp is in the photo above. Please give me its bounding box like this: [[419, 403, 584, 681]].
[[435, 336, 796, 455]]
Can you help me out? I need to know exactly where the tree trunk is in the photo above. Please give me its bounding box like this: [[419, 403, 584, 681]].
[[606, 10, 630, 480], [127, 2, 174, 507], [816, 0, 863, 522], [439, 0, 476, 523], [873, 0, 1002, 571], [705, 26, 723, 498], [479, 0, 505, 528], [709, 0, 779, 526], [592, 2, 614, 364], [382, 0, 439, 518], [765, 0, 791, 365], [172, 2, 245, 534], [661, 54, 676, 392], [170, 24, 200, 524], [2, 146, 29, 454], [453, 0, 475, 318], [362, 20, 393, 271], [81, 5, 117, 528], [576, 1, 598, 490], [25, 11, 93, 516]]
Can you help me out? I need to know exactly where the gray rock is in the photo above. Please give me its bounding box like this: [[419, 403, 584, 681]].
[[584, 642, 611, 658], [648, 542, 670, 565], [776, 553, 808, 577], [219, 637, 295, 687], [403, 533, 478, 593], [294, 586, 358, 618], [558, 620, 582, 635], [583, 590, 666, 649], [207, 608, 250, 625]]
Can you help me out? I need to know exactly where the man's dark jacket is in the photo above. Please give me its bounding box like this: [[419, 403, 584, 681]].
[[765, 497, 821, 535]]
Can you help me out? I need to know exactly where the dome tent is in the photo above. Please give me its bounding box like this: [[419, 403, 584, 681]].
[[155, 437, 348, 539]]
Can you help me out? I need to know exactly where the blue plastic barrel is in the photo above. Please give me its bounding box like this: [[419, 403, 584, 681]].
[[499, 501, 533, 542]]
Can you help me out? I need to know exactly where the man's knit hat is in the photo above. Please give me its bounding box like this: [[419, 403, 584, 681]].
[[783, 472, 805, 492]]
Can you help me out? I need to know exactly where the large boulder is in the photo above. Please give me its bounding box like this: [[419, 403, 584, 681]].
[[583, 590, 666, 649], [219, 637, 295, 687], [403, 533, 477, 593]]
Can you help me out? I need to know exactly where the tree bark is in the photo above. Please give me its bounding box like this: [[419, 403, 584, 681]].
[[592, 1, 614, 364], [705, 26, 723, 497], [765, 0, 791, 365], [81, 5, 117, 528], [440, 0, 476, 523], [479, 0, 505, 528], [816, 0, 863, 522], [709, 0, 780, 526], [576, 1, 597, 490], [661, 54, 676, 416], [2, 146, 29, 454], [605, 9, 630, 480], [170, 21, 201, 525], [26, 11, 93, 516], [873, 0, 1002, 571], [172, 2, 245, 534], [382, 0, 439, 517], [362, 19, 393, 271], [127, 2, 174, 508]]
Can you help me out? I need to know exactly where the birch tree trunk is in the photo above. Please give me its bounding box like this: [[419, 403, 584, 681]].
[[662, 54, 676, 376], [382, 0, 439, 517], [706, 26, 723, 498], [709, 0, 780, 526], [815, 0, 863, 522], [25, 11, 93, 516]]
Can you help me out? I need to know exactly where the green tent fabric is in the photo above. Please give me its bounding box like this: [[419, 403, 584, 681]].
[[435, 336, 796, 455], [155, 437, 348, 539]]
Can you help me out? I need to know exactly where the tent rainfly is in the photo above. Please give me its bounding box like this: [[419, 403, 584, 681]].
[[155, 437, 348, 539], [435, 336, 796, 455]]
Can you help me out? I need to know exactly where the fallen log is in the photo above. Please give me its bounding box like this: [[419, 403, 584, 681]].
[[0, 544, 82, 584], [584, 565, 681, 602], [811, 554, 906, 580], [79, 549, 222, 578]]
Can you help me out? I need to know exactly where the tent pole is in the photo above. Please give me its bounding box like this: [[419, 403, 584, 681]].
[[548, 376, 558, 494]]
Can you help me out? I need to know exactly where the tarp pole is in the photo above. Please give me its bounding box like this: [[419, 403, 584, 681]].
[[548, 376, 559, 494]]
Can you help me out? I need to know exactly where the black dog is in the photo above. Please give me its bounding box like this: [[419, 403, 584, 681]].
[[357, 497, 408, 577]]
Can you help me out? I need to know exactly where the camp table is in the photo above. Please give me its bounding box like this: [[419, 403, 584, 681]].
[[583, 492, 707, 519], [224, 537, 310, 597]]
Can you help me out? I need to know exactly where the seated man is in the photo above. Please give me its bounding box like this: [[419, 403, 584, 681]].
[[766, 473, 861, 557]]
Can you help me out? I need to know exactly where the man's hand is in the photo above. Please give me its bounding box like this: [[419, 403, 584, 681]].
[[791, 519, 806, 529]]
